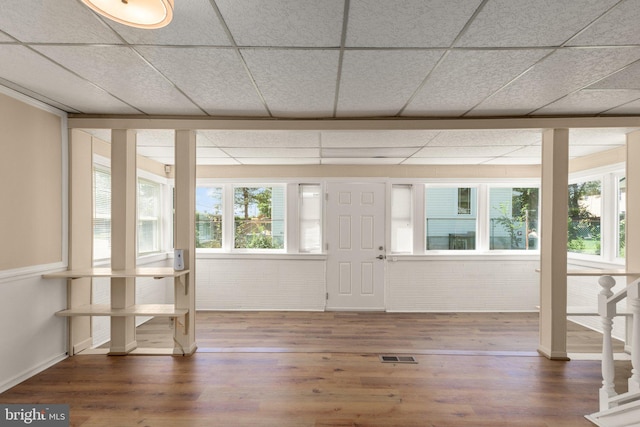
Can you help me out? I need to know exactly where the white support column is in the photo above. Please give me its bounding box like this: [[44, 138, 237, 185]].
[[538, 128, 569, 360], [67, 129, 93, 355], [598, 275, 617, 410], [627, 131, 640, 391], [173, 130, 197, 355], [109, 129, 137, 355]]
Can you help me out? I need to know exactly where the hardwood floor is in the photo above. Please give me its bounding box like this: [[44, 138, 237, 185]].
[[1, 312, 631, 426]]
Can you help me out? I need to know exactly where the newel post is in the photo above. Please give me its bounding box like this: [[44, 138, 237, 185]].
[[598, 275, 617, 411]]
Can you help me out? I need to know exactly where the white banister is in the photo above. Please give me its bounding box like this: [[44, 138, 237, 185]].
[[629, 280, 640, 393], [598, 275, 617, 411]]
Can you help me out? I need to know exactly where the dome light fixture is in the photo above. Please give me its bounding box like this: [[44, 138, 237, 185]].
[[82, 0, 174, 29]]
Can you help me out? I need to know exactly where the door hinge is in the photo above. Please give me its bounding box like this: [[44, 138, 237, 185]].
[[326, 292, 329, 300]]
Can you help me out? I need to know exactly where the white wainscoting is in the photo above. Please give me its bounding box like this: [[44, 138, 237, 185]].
[[386, 257, 540, 312], [196, 256, 326, 311], [0, 270, 67, 393]]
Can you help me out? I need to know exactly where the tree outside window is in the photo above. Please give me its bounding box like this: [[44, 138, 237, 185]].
[[568, 180, 601, 255], [489, 187, 539, 250], [195, 186, 223, 249], [234, 186, 285, 249]]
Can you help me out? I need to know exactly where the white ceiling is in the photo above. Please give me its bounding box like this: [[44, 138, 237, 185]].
[[1, 0, 639, 165]]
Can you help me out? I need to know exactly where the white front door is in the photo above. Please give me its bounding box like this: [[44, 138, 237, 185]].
[[326, 182, 386, 310]]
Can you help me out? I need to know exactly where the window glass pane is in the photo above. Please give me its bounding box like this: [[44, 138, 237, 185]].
[[568, 180, 602, 255], [489, 187, 539, 250], [196, 186, 223, 249], [234, 186, 285, 250], [138, 178, 161, 255], [391, 185, 412, 253], [93, 167, 111, 261], [299, 184, 321, 253], [426, 187, 477, 250], [618, 176, 626, 258]]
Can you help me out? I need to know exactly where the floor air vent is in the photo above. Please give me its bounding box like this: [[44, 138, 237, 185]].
[[379, 355, 417, 364]]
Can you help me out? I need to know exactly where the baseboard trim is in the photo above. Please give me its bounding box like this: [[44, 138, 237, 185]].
[[0, 353, 67, 393]]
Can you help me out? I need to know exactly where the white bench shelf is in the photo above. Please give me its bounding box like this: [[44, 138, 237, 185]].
[[43, 267, 189, 280], [55, 304, 188, 318]]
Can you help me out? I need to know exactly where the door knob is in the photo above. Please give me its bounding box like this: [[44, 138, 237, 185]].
[[376, 254, 385, 260]]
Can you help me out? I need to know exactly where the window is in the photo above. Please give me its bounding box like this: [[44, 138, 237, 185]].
[[426, 186, 477, 250], [568, 180, 602, 255], [137, 178, 161, 255], [391, 185, 412, 253], [489, 187, 539, 250], [234, 185, 285, 250], [93, 166, 111, 261], [195, 186, 223, 249], [299, 184, 321, 253], [617, 175, 626, 258]]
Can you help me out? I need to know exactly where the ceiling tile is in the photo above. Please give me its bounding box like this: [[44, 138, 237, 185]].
[[84, 129, 111, 142], [337, 50, 443, 117], [197, 158, 241, 166], [0, 0, 123, 44], [110, 0, 230, 46], [533, 89, 640, 115], [588, 61, 640, 90], [457, 0, 619, 47], [136, 147, 175, 158], [502, 145, 541, 158], [469, 47, 640, 116], [322, 147, 418, 158], [239, 158, 320, 165], [481, 157, 540, 165], [198, 130, 320, 147], [403, 157, 491, 165], [321, 130, 438, 147], [34, 45, 204, 115], [197, 147, 229, 158], [224, 147, 319, 158], [347, 0, 482, 47], [321, 158, 403, 165], [0, 32, 15, 42], [413, 145, 519, 158], [428, 130, 541, 146], [137, 47, 267, 116], [569, 128, 637, 145], [567, 0, 640, 46], [0, 45, 138, 114], [136, 130, 174, 147], [216, 0, 343, 47], [403, 49, 551, 116], [605, 99, 640, 115], [242, 49, 339, 117]]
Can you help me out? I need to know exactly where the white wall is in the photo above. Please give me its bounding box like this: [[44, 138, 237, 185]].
[[0, 270, 67, 392]]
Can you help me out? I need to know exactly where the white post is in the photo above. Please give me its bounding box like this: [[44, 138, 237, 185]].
[[599, 275, 617, 410], [628, 280, 640, 392]]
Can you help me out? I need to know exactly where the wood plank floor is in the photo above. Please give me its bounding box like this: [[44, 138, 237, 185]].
[[1, 312, 632, 427]]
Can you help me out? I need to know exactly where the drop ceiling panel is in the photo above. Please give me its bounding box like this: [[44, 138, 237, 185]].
[[0, 0, 123, 44], [216, 0, 344, 47], [224, 148, 319, 158], [0, 32, 14, 42], [238, 158, 320, 165], [322, 147, 418, 158], [198, 158, 241, 166], [413, 145, 519, 158], [533, 89, 640, 115], [337, 50, 443, 117], [242, 49, 339, 117], [588, 61, 640, 90], [456, 0, 619, 47], [136, 130, 175, 147], [469, 47, 640, 116], [322, 158, 404, 165], [605, 99, 640, 115], [34, 45, 204, 115], [136, 147, 175, 158], [403, 157, 492, 165], [567, 0, 640, 46], [137, 47, 267, 116], [198, 130, 320, 147], [482, 157, 540, 165], [428, 130, 541, 147], [321, 131, 439, 148], [502, 145, 541, 158], [404, 49, 551, 116], [346, 0, 482, 47], [570, 128, 637, 145], [0, 45, 138, 114], [109, 0, 230, 46], [197, 147, 229, 158]]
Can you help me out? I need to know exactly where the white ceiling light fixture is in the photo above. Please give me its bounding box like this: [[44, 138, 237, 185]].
[[81, 0, 174, 29]]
